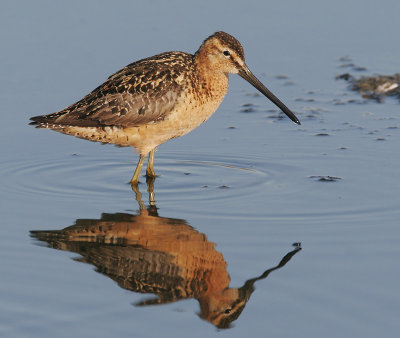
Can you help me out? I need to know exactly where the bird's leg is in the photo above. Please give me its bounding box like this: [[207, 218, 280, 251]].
[[131, 154, 146, 186], [146, 148, 157, 178]]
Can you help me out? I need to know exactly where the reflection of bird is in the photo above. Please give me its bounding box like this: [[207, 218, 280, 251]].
[[30, 31, 300, 185], [31, 185, 301, 328]]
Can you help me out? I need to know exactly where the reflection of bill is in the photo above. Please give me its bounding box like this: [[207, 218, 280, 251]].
[[31, 199, 301, 329]]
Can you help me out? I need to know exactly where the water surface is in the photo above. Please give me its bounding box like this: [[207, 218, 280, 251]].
[[1, 1, 400, 337]]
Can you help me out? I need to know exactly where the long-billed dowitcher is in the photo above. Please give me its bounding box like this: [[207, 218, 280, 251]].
[[30, 31, 300, 185]]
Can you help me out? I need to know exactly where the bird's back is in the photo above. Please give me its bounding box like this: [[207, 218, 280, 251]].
[[30, 51, 197, 129]]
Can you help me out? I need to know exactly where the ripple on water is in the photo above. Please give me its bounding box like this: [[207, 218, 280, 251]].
[[2, 150, 303, 206], [3, 150, 398, 222], [1, 155, 130, 200], [147, 152, 297, 203]]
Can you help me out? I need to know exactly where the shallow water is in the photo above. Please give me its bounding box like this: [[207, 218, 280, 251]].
[[1, 1, 400, 337]]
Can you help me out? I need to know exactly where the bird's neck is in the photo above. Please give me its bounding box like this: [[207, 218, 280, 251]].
[[194, 52, 229, 100]]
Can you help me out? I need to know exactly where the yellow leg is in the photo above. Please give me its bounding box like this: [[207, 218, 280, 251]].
[[131, 154, 145, 186], [146, 148, 157, 178]]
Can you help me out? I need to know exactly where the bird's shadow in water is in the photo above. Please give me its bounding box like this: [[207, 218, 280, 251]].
[[30, 178, 301, 329]]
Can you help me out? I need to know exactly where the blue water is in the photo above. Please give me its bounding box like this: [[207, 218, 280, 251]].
[[1, 0, 400, 337]]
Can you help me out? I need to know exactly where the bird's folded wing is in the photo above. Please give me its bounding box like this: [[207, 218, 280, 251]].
[[30, 52, 193, 128]]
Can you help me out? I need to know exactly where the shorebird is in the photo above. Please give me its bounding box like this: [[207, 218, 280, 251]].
[[30, 31, 300, 185]]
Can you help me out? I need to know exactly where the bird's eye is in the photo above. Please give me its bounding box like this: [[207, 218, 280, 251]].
[[223, 50, 230, 57], [224, 308, 232, 314]]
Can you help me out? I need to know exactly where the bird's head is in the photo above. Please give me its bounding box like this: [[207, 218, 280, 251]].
[[196, 31, 300, 125]]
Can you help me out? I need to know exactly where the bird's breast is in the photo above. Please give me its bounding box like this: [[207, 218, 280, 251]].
[[121, 75, 229, 154], [166, 72, 229, 133]]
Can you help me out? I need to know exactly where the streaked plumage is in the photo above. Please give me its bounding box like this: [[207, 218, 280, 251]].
[[30, 31, 300, 185]]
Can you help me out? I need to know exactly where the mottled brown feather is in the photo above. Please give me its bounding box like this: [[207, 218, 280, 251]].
[[30, 52, 196, 128]]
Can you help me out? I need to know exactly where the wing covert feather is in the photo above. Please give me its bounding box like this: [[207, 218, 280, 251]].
[[31, 52, 195, 127]]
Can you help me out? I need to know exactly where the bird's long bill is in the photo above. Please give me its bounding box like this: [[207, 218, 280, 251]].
[[239, 66, 301, 125]]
